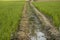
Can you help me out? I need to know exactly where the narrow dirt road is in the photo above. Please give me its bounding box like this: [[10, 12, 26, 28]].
[[11, 1, 60, 40]]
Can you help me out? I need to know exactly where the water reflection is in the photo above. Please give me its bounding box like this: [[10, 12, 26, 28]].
[[31, 31, 47, 40]]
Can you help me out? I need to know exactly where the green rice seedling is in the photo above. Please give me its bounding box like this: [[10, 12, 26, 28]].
[[0, 1, 25, 40]]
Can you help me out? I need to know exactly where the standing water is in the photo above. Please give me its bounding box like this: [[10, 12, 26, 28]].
[[31, 30, 47, 40]]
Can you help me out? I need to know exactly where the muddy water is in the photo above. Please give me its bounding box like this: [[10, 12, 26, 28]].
[[27, 3, 47, 40]]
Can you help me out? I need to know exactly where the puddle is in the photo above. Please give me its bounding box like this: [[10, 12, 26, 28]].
[[31, 31, 47, 40], [28, 12, 47, 40]]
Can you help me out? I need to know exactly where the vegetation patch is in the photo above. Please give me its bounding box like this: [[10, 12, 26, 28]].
[[0, 1, 25, 40]]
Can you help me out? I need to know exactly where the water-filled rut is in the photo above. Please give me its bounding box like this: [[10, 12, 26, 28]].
[[27, 2, 47, 40]]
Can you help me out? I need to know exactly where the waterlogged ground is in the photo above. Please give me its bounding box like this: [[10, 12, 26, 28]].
[[24, 2, 47, 40]]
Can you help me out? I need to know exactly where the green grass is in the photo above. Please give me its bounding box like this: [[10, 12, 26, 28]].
[[0, 0, 26, 1], [0, 1, 25, 40], [33, 1, 60, 28]]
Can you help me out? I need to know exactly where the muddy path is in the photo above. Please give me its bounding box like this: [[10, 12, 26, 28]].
[[11, 2, 60, 40], [27, 2, 47, 40]]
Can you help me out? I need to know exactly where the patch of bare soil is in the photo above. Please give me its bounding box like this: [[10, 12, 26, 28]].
[[11, 2, 30, 40], [17, 3, 30, 40]]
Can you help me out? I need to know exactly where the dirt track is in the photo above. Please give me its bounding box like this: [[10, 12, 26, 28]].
[[11, 1, 60, 40]]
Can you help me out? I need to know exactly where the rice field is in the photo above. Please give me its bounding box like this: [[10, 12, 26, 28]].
[[0, 1, 25, 40], [33, 1, 60, 28], [0, 0, 25, 1]]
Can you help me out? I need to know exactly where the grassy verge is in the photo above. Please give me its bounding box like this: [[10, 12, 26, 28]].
[[0, 1, 25, 40], [33, 1, 60, 28]]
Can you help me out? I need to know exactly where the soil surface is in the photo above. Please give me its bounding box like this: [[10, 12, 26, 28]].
[[11, 1, 60, 40]]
